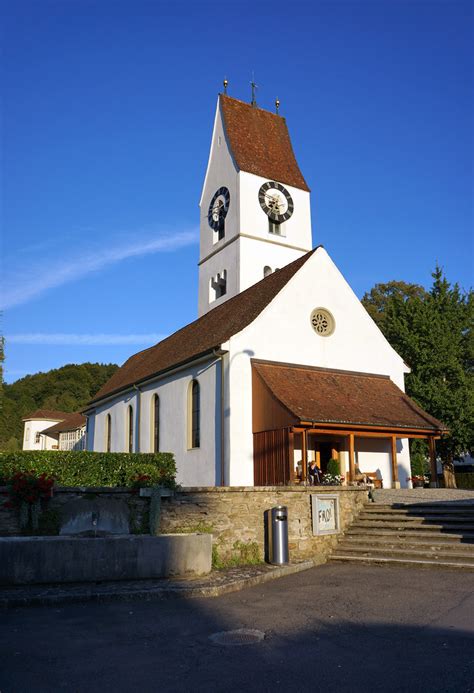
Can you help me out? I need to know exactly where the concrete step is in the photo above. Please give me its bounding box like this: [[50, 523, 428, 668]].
[[364, 504, 474, 515], [330, 555, 474, 570], [342, 535, 474, 552], [351, 521, 474, 532], [358, 513, 474, 524], [346, 528, 474, 542], [334, 544, 474, 561]]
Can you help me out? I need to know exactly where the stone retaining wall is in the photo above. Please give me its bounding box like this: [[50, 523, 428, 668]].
[[161, 486, 369, 562], [1, 485, 369, 564]]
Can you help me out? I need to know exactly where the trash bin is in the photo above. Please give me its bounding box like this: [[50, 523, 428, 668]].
[[266, 505, 289, 565]]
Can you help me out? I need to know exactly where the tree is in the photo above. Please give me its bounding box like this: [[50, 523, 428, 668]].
[[0, 362, 119, 449], [362, 268, 474, 475]]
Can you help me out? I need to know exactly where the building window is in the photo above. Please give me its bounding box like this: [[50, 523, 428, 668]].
[[152, 394, 160, 453], [127, 406, 134, 453], [35, 432, 41, 444], [105, 414, 111, 453], [269, 220, 281, 235], [210, 270, 227, 302], [188, 380, 200, 449]]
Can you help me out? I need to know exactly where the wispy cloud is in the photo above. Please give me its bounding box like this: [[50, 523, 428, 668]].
[[2, 228, 198, 309], [5, 333, 166, 346]]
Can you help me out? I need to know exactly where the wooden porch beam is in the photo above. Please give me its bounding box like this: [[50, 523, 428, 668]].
[[390, 435, 400, 489], [348, 433, 355, 483], [300, 421, 446, 436], [303, 427, 434, 440], [288, 429, 295, 485], [428, 437, 439, 488], [302, 429, 308, 484]]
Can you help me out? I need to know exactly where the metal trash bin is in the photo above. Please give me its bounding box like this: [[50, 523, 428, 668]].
[[266, 505, 289, 565]]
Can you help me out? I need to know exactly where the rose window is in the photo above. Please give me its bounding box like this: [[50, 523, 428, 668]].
[[310, 308, 335, 337]]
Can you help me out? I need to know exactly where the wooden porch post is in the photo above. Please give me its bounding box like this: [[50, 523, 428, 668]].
[[302, 429, 308, 484], [428, 436, 438, 488], [288, 429, 295, 485], [348, 433, 355, 483], [390, 435, 400, 489]]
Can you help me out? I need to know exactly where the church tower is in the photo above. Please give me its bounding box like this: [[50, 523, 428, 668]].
[[198, 92, 312, 316]]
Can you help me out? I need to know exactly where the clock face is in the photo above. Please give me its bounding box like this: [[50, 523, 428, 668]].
[[208, 187, 230, 230], [258, 181, 294, 223]]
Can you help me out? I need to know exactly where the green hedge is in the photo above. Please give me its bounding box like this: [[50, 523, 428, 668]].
[[455, 473, 474, 490], [0, 451, 176, 488]]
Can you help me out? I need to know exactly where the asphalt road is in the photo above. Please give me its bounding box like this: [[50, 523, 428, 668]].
[[1, 563, 473, 693]]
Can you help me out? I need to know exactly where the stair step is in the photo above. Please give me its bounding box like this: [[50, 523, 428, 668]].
[[342, 536, 474, 552], [335, 544, 474, 561], [364, 504, 474, 514], [351, 521, 474, 532], [358, 513, 474, 523], [346, 528, 474, 542], [330, 555, 474, 570]]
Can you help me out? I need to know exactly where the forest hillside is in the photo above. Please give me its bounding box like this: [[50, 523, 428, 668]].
[[0, 362, 118, 450]]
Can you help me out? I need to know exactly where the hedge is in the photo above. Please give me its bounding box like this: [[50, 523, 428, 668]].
[[455, 473, 474, 490], [0, 451, 176, 488]]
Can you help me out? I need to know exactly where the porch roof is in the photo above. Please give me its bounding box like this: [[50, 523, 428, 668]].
[[253, 361, 446, 434]]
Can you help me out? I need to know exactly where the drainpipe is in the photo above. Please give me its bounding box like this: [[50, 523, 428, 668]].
[[133, 385, 141, 453], [213, 348, 228, 486]]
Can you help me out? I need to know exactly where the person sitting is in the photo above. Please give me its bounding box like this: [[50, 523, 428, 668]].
[[308, 461, 321, 485]]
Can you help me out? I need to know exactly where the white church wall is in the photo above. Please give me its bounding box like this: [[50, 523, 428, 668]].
[[239, 172, 312, 252], [227, 247, 411, 487], [90, 357, 221, 487]]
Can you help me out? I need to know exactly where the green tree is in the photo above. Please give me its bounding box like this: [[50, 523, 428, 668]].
[[362, 269, 474, 465], [0, 362, 119, 449]]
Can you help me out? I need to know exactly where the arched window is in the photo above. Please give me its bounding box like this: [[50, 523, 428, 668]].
[[263, 265, 272, 278], [188, 380, 200, 449], [127, 406, 134, 453], [152, 394, 160, 453], [105, 414, 111, 452]]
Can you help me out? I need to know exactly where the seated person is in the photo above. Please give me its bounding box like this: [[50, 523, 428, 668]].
[[308, 461, 321, 485]]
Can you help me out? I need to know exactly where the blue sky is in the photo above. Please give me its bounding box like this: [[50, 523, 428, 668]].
[[2, 0, 472, 383]]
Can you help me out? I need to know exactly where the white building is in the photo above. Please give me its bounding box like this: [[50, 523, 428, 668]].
[[85, 93, 445, 488], [22, 410, 86, 451]]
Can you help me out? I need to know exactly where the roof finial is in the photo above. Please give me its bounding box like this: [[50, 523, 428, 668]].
[[250, 73, 258, 107], [223, 78, 228, 95], [275, 97, 280, 114]]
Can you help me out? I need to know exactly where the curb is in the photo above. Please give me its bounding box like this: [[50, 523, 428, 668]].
[[0, 560, 315, 609]]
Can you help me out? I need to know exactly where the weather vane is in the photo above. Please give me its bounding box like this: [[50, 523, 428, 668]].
[[275, 98, 280, 114], [250, 73, 258, 107], [223, 78, 228, 95]]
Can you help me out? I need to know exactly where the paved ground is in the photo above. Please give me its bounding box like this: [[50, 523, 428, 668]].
[[0, 563, 473, 693]]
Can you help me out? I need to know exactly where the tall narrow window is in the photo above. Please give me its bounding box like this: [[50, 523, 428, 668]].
[[127, 406, 134, 453], [188, 380, 200, 449], [105, 414, 111, 452], [152, 394, 160, 453]]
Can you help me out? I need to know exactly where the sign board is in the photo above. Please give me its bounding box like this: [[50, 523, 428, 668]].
[[311, 494, 340, 536]]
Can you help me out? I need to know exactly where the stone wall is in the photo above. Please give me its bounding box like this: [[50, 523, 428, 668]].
[[0, 485, 369, 564], [161, 486, 369, 562]]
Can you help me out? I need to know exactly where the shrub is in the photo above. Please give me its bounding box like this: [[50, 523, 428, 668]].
[[327, 458, 340, 477], [456, 473, 474, 489], [0, 451, 176, 488]]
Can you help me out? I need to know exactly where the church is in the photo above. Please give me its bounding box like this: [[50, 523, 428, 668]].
[[84, 91, 445, 489]]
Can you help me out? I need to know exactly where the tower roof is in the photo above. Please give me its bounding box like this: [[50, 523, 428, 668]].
[[219, 95, 310, 192]]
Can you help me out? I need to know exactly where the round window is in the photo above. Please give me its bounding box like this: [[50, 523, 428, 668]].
[[310, 308, 335, 336]]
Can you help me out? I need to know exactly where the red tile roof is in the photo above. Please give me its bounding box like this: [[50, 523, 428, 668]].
[[253, 361, 446, 433], [89, 250, 316, 405], [41, 412, 87, 435], [22, 409, 70, 422], [220, 95, 310, 192]]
